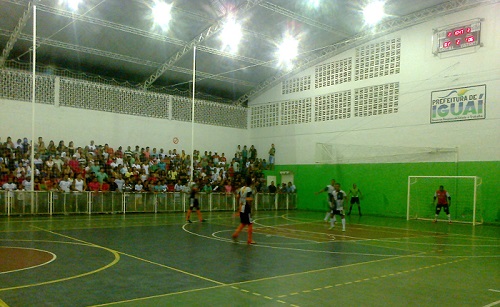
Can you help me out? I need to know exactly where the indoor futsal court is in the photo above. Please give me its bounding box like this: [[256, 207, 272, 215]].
[[0, 212, 499, 306], [0, 0, 499, 306]]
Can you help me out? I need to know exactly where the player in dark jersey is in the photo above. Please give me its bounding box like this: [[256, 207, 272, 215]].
[[232, 177, 256, 244], [186, 183, 205, 223], [347, 183, 363, 216], [433, 185, 451, 224]]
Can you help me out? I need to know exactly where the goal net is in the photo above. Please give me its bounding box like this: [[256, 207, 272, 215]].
[[407, 176, 483, 225], [315, 143, 458, 164]]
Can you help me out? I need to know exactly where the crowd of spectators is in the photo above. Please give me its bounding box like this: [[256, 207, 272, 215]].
[[0, 137, 289, 195]]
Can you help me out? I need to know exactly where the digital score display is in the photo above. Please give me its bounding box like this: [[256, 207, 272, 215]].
[[436, 21, 481, 53]]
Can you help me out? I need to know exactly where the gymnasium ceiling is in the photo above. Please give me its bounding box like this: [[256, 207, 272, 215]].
[[0, 0, 488, 104]]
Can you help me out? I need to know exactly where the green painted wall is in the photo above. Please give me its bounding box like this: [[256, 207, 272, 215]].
[[264, 161, 499, 224]]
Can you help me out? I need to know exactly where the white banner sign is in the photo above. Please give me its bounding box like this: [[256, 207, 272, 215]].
[[431, 84, 486, 123]]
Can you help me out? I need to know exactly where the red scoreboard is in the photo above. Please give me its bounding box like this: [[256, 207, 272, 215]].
[[436, 21, 481, 53]]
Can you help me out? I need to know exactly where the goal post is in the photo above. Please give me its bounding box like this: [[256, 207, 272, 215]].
[[407, 176, 483, 225]]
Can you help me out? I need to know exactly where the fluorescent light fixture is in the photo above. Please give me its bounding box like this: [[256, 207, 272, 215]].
[[152, 0, 173, 30], [363, 0, 385, 26]]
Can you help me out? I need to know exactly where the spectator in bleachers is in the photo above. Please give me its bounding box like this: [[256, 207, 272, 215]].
[[96, 167, 109, 184], [101, 179, 110, 192], [4, 137, 15, 150], [1, 136, 271, 200], [47, 140, 57, 156], [52, 155, 63, 172], [57, 140, 68, 155], [67, 141, 76, 156], [72, 173, 86, 192], [88, 177, 100, 192], [249, 145, 257, 162], [88, 140, 96, 152], [241, 145, 248, 165], [268, 144, 275, 170], [45, 155, 55, 170], [36, 137, 46, 157], [58, 174, 72, 193], [268, 181, 277, 194], [280, 183, 288, 193], [15, 139, 23, 152], [2, 176, 17, 192], [33, 154, 43, 170], [22, 138, 30, 154]]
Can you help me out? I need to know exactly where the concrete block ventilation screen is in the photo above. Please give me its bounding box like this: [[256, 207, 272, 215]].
[[281, 98, 312, 126], [355, 38, 401, 81]]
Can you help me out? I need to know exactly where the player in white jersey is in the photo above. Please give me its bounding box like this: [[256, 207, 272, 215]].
[[330, 183, 347, 232], [232, 177, 256, 244], [315, 179, 336, 222]]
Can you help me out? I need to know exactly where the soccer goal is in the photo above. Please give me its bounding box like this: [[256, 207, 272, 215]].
[[407, 176, 483, 225]]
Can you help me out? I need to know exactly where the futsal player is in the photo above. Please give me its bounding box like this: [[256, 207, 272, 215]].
[[433, 185, 451, 224], [186, 182, 205, 223], [330, 183, 346, 232], [347, 183, 363, 216], [315, 179, 335, 222], [232, 177, 256, 244]]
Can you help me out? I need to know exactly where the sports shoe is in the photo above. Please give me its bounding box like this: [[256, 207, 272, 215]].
[[200, 219, 206, 222], [329, 226, 334, 230], [187, 220, 192, 223], [448, 221, 452, 224], [432, 219, 437, 223], [342, 228, 346, 232], [232, 235, 238, 242], [248, 241, 256, 245]]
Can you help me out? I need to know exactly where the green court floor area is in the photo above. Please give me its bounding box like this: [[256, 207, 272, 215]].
[[0, 211, 498, 306]]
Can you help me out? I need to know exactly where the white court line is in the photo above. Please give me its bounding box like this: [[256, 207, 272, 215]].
[[482, 290, 500, 307], [483, 300, 500, 307], [282, 213, 500, 240], [182, 223, 419, 257], [211, 229, 329, 244], [264, 214, 500, 248]]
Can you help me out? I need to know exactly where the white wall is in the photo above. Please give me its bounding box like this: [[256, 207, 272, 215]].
[[248, 4, 500, 164], [0, 98, 247, 157], [1, 5, 498, 164]]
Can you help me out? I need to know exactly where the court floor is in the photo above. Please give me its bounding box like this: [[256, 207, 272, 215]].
[[0, 211, 499, 306]]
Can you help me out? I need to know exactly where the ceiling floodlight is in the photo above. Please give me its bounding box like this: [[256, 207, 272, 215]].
[[277, 34, 299, 69], [307, 0, 321, 9], [220, 17, 243, 54], [152, 0, 173, 30], [59, 0, 82, 11], [363, 0, 385, 26]]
